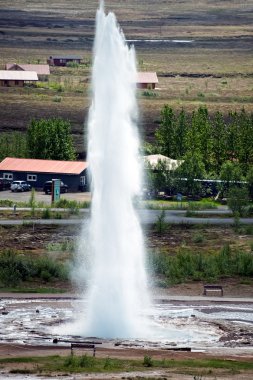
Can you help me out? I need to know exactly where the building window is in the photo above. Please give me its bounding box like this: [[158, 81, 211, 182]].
[[15, 80, 19, 86], [80, 176, 86, 185], [3, 173, 13, 180], [27, 174, 37, 182]]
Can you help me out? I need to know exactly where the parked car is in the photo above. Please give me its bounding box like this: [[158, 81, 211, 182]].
[[10, 181, 31, 192], [43, 180, 68, 194], [0, 178, 12, 191]]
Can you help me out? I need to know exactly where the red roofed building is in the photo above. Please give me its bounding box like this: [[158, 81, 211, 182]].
[[137, 72, 158, 89], [5, 63, 50, 81], [0, 157, 89, 192]]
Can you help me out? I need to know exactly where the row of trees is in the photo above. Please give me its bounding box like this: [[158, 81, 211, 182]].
[[154, 106, 253, 176], [147, 158, 253, 199], [0, 118, 76, 162]]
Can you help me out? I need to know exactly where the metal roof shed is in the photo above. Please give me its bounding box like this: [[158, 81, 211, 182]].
[[0, 70, 38, 87], [5, 63, 50, 78], [137, 72, 158, 89]]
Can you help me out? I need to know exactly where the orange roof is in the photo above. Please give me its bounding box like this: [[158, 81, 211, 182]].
[[0, 157, 88, 175], [137, 72, 158, 84]]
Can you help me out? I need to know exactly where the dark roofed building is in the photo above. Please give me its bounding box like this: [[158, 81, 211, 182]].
[[47, 55, 82, 67], [0, 157, 89, 191], [137, 72, 158, 89]]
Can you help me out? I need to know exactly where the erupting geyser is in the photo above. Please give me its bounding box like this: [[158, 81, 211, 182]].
[[78, 1, 150, 338]]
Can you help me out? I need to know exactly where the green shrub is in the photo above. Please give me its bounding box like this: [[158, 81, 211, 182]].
[[186, 209, 196, 217], [149, 244, 253, 284], [66, 61, 80, 68], [64, 355, 78, 367], [0, 250, 68, 287], [155, 209, 168, 234], [243, 225, 253, 235], [142, 90, 157, 97], [192, 233, 204, 243], [52, 96, 61, 103], [49, 82, 64, 92], [227, 187, 249, 217], [143, 355, 153, 367], [41, 208, 51, 219], [29, 188, 36, 216], [79, 355, 95, 368], [0, 250, 30, 286], [0, 200, 14, 207]]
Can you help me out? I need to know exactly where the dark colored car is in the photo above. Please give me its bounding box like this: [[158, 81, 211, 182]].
[[0, 178, 12, 191], [10, 180, 31, 192], [43, 180, 68, 194]]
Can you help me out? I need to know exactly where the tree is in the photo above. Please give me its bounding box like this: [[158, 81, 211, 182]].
[[195, 107, 213, 173], [226, 111, 240, 163], [237, 109, 253, 174], [211, 111, 227, 173], [27, 118, 76, 161], [144, 159, 176, 195], [246, 166, 253, 200], [155, 105, 176, 158], [0, 132, 27, 161], [219, 161, 243, 195], [174, 108, 187, 159], [227, 187, 249, 217], [175, 152, 206, 196]]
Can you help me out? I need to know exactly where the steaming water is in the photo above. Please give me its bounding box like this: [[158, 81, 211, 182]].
[[73, 2, 149, 339]]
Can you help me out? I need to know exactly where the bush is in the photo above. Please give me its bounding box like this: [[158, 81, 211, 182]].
[[227, 187, 249, 217], [192, 233, 204, 243], [143, 355, 153, 367], [0, 250, 30, 286], [149, 244, 253, 284], [79, 355, 95, 368], [0, 200, 14, 207], [155, 209, 168, 234], [66, 61, 80, 68], [52, 96, 61, 103], [0, 250, 68, 287], [41, 208, 51, 219]]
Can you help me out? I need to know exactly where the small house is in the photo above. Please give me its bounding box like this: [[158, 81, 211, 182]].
[[137, 72, 158, 89], [0, 157, 89, 192], [5, 63, 50, 81], [0, 70, 38, 87], [47, 55, 82, 67]]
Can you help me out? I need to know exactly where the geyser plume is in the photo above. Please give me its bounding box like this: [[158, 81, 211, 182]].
[[80, 2, 150, 338]]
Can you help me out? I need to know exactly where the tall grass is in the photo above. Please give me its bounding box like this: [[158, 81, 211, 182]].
[[149, 244, 253, 284], [53, 199, 90, 209], [0, 250, 68, 287]]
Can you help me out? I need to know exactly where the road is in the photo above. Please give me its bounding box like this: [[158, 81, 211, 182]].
[[0, 190, 252, 225], [0, 208, 252, 225]]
